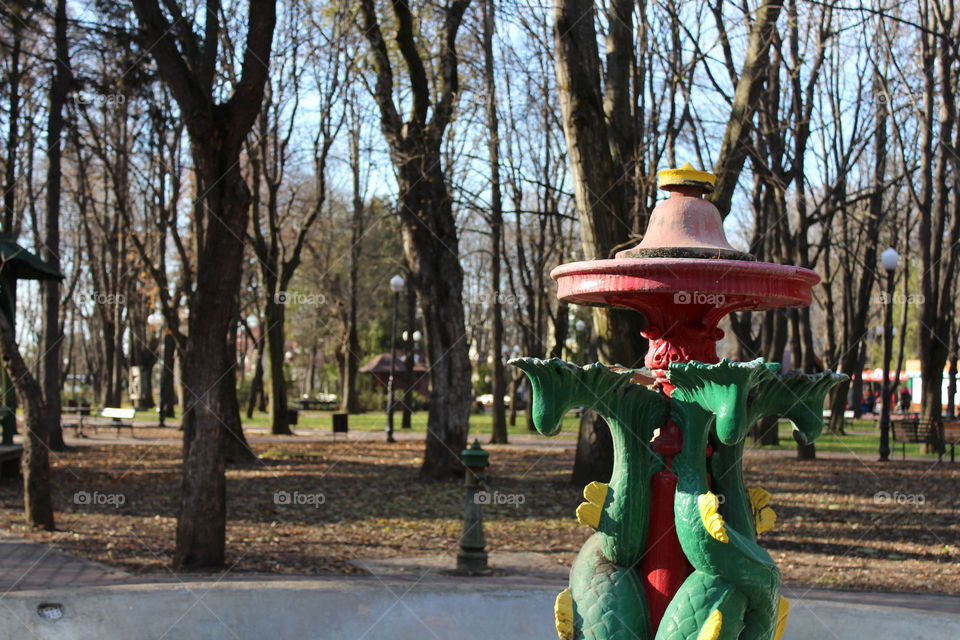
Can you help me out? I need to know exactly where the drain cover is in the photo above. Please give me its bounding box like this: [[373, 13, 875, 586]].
[[36, 603, 64, 621]]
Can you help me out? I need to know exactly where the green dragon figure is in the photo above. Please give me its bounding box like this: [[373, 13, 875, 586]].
[[511, 357, 845, 640]]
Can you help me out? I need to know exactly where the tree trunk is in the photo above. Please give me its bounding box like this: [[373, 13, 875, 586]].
[[160, 333, 176, 418], [131, 0, 275, 567], [507, 374, 519, 427], [571, 309, 646, 482], [41, 0, 70, 453], [483, 0, 507, 446], [2, 15, 21, 235], [223, 311, 255, 465], [0, 296, 54, 529], [247, 334, 265, 419], [917, 8, 957, 437], [138, 362, 155, 410], [398, 161, 473, 479], [342, 106, 363, 415], [554, 0, 648, 482], [946, 336, 957, 419], [753, 416, 780, 447], [827, 378, 849, 435], [264, 298, 291, 435], [571, 411, 613, 487], [174, 161, 249, 568], [357, 0, 472, 478], [796, 439, 816, 460], [708, 0, 785, 218]]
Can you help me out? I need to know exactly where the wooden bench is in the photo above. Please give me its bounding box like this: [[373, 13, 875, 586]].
[[297, 398, 337, 411], [939, 421, 960, 463], [890, 417, 925, 460], [0, 444, 22, 479], [62, 406, 93, 437], [97, 408, 137, 436]]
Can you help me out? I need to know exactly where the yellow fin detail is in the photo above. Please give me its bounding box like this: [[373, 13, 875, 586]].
[[576, 502, 602, 528], [698, 492, 729, 543], [576, 481, 608, 529], [583, 480, 608, 505], [749, 487, 777, 535], [774, 596, 790, 640], [554, 588, 574, 640], [696, 608, 723, 640]]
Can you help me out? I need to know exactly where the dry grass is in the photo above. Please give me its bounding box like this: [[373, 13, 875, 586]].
[[0, 440, 957, 593]]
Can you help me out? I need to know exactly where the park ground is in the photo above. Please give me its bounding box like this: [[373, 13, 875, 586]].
[[0, 412, 957, 595]]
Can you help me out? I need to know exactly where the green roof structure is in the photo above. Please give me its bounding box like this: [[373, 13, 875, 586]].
[[0, 234, 62, 282]]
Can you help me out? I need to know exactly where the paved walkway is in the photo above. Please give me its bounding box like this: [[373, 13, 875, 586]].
[[0, 535, 132, 592], [0, 534, 957, 616]]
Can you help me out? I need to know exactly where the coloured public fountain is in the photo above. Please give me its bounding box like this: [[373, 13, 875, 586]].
[[511, 163, 846, 640]]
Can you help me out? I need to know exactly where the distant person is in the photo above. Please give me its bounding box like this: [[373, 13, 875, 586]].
[[899, 387, 912, 413]]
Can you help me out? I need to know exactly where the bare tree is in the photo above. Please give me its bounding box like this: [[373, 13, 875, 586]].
[[480, 0, 507, 444], [0, 309, 53, 529], [131, 0, 276, 569], [915, 0, 960, 435], [553, 0, 782, 481], [358, 0, 474, 479], [341, 91, 366, 415], [247, 2, 346, 435], [38, 0, 71, 452]]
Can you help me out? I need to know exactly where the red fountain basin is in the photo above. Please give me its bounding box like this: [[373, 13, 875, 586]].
[[553, 258, 819, 326]]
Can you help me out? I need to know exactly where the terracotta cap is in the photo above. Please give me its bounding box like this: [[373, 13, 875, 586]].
[[617, 164, 750, 260]]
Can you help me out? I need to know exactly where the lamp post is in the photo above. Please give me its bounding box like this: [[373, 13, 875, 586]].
[[147, 312, 165, 427], [386, 274, 405, 443], [878, 247, 899, 461], [401, 329, 422, 430]]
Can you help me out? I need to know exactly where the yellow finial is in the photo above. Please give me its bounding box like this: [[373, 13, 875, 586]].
[[658, 162, 716, 192]]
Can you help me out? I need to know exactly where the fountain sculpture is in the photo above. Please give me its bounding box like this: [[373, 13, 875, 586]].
[[511, 164, 846, 640]]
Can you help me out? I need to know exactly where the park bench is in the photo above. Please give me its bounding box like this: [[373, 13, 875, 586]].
[[297, 398, 337, 411], [96, 408, 137, 437], [890, 416, 925, 460], [938, 421, 960, 463], [0, 444, 21, 479], [62, 405, 93, 437]]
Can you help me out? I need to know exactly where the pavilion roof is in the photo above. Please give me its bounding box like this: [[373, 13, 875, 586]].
[[0, 235, 62, 281]]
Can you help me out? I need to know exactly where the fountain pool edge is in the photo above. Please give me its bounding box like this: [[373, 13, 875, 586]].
[[0, 579, 956, 639]]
